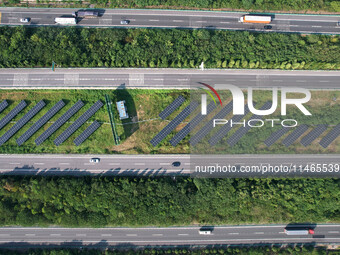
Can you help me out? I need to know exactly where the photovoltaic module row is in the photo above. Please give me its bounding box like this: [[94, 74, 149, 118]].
[[190, 101, 233, 146], [227, 101, 272, 147], [35, 100, 84, 146], [282, 124, 309, 147], [319, 124, 340, 148], [54, 100, 103, 146], [0, 100, 27, 131], [209, 105, 250, 146], [151, 101, 199, 147], [0, 100, 8, 113], [0, 100, 46, 146], [170, 101, 216, 147], [300, 124, 328, 147], [17, 100, 66, 146], [74, 121, 101, 146], [264, 127, 291, 147], [159, 96, 185, 120]]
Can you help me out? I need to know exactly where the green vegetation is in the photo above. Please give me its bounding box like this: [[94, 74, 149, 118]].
[[0, 26, 340, 70], [0, 176, 339, 226], [2, 0, 340, 13], [0, 246, 337, 255]]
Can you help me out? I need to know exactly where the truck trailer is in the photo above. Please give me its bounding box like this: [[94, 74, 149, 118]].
[[284, 228, 314, 235], [239, 15, 271, 24], [72, 10, 99, 18], [55, 17, 77, 25]]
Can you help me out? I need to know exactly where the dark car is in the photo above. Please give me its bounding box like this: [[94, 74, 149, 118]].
[[264, 25, 272, 29], [172, 161, 181, 167]]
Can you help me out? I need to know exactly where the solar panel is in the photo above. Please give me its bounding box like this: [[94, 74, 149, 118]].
[[54, 100, 103, 146], [264, 127, 291, 147], [170, 101, 216, 146], [300, 124, 328, 147], [151, 101, 199, 147], [74, 121, 101, 146], [35, 100, 84, 146], [282, 124, 309, 147], [17, 100, 65, 146], [0, 100, 27, 131], [0, 100, 46, 146], [227, 101, 272, 146], [209, 105, 250, 146], [0, 100, 8, 113], [190, 101, 233, 146], [319, 124, 340, 148], [159, 96, 186, 120]]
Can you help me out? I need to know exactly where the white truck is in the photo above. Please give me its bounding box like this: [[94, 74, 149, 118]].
[[239, 15, 271, 24], [54, 17, 77, 25], [284, 228, 314, 235]]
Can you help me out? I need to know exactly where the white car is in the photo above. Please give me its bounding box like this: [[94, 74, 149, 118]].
[[120, 20, 130, 25], [90, 158, 100, 163], [20, 18, 30, 23], [198, 230, 212, 235]]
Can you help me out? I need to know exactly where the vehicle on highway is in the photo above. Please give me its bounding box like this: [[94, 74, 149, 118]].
[[172, 161, 181, 167], [338, 21, 340, 26], [120, 20, 130, 25], [239, 15, 271, 24], [90, 158, 100, 163], [20, 18, 30, 23], [55, 17, 77, 25], [199, 230, 212, 235], [264, 25, 272, 29], [72, 10, 99, 18], [284, 228, 314, 235]]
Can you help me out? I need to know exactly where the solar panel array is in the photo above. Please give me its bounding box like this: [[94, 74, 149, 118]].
[[54, 100, 103, 146], [74, 121, 101, 146], [17, 100, 66, 146], [151, 101, 199, 147], [300, 124, 328, 147], [227, 101, 272, 146], [0, 100, 46, 146], [159, 96, 185, 120], [264, 127, 291, 147], [282, 124, 309, 147], [0, 100, 27, 131], [0, 100, 8, 113], [170, 101, 216, 146], [319, 124, 340, 148], [35, 100, 84, 146], [190, 101, 233, 146], [209, 105, 250, 146]]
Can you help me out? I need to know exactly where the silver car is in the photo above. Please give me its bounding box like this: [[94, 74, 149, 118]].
[[90, 158, 100, 163], [120, 20, 130, 25], [20, 18, 30, 23]]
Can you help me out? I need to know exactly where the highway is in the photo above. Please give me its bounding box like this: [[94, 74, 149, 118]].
[[0, 8, 340, 34], [0, 224, 339, 247], [0, 154, 339, 177], [0, 68, 340, 89]]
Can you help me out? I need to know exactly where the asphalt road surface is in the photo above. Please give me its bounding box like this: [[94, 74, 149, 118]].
[[0, 154, 339, 177], [0, 68, 340, 89], [1, 8, 340, 34], [0, 224, 339, 247]]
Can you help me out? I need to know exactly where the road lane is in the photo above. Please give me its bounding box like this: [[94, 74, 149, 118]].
[[0, 154, 339, 177], [0, 69, 340, 89], [0, 8, 339, 34], [0, 224, 339, 247]]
